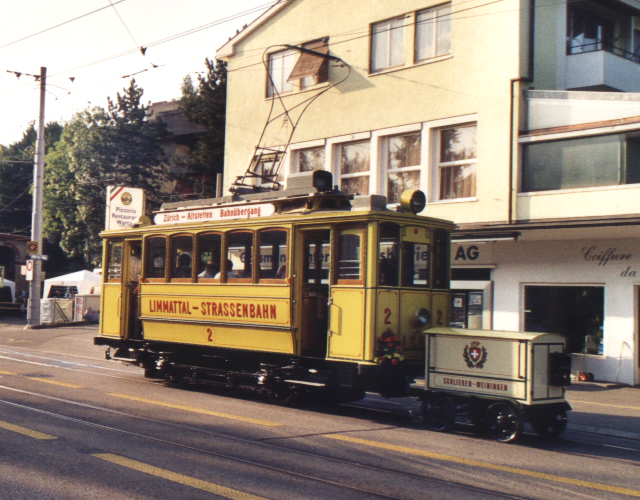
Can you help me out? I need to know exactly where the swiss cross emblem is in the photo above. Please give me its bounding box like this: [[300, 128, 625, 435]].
[[463, 341, 487, 369]]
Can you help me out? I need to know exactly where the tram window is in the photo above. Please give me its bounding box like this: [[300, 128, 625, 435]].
[[401, 241, 430, 287], [106, 241, 123, 282], [337, 227, 364, 283], [303, 231, 331, 284], [171, 235, 193, 280], [197, 233, 222, 280], [145, 236, 167, 280], [433, 228, 450, 289], [226, 232, 253, 281], [259, 229, 287, 281], [378, 223, 399, 286]]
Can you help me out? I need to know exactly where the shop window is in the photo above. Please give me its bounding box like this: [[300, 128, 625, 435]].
[[451, 268, 491, 281], [522, 132, 640, 192], [524, 285, 604, 355], [197, 233, 222, 280], [437, 123, 477, 200], [378, 223, 400, 286], [170, 235, 193, 280], [226, 232, 253, 281], [336, 227, 364, 283], [415, 3, 452, 62], [371, 16, 405, 73], [338, 140, 370, 195], [106, 241, 123, 282], [450, 291, 484, 329], [145, 236, 166, 280], [259, 229, 288, 281], [384, 132, 421, 204]]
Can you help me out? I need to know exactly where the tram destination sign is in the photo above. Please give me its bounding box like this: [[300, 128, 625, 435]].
[[154, 203, 276, 225]]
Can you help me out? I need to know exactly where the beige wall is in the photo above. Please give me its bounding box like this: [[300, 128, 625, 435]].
[[220, 0, 525, 225]]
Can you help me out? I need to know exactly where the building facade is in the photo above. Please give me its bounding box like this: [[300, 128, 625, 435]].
[[218, 0, 640, 385]]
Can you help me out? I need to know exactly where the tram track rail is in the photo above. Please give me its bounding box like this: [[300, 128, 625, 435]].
[[0, 384, 532, 499], [1, 342, 639, 452]]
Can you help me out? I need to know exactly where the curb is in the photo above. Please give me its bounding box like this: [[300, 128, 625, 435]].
[[567, 423, 640, 441]]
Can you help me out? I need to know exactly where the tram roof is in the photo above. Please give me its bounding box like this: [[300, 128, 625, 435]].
[[102, 172, 456, 235]]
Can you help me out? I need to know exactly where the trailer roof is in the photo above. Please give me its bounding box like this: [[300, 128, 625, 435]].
[[426, 327, 566, 342]]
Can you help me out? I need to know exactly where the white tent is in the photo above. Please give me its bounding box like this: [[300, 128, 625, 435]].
[[1, 279, 15, 300], [43, 270, 101, 298]]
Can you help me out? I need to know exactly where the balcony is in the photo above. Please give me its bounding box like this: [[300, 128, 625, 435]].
[[566, 49, 640, 93]]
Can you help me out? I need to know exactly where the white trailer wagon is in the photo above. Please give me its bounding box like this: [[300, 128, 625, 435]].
[[419, 327, 572, 442]]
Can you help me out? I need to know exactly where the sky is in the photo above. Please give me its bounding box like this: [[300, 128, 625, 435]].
[[0, 0, 274, 145]]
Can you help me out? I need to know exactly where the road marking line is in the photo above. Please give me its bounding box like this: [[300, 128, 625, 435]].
[[0, 370, 16, 375], [26, 378, 83, 389], [94, 453, 265, 499], [568, 399, 640, 411], [108, 393, 282, 427], [0, 420, 57, 440], [325, 434, 640, 498]]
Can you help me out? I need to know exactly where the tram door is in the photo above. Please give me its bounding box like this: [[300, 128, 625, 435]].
[[103, 239, 141, 339], [297, 230, 331, 357]]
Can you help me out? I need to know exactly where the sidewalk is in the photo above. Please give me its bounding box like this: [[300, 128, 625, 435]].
[[565, 382, 640, 441]]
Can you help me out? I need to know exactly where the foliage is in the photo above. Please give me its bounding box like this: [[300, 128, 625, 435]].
[[0, 123, 62, 235], [177, 58, 227, 197], [44, 80, 167, 267]]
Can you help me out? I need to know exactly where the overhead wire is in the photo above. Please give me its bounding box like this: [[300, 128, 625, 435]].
[[0, 0, 129, 51]]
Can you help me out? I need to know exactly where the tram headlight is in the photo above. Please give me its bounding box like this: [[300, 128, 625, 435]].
[[410, 307, 431, 328], [399, 190, 426, 214]]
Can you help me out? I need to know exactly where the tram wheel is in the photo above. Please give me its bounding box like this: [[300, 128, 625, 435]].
[[421, 393, 455, 432], [486, 403, 522, 443], [266, 384, 298, 406], [530, 410, 567, 438]]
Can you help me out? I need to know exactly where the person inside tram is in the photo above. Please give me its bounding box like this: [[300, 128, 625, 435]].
[[175, 253, 192, 278], [275, 262, 287, 279], [214, 259, 237, 279], [198, 261, 219, 278], [378, 254, 398, 286]]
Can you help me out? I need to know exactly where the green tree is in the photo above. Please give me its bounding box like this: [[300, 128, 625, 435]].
[[177, 58, 227, 197], [0, 123, 62, 235], [44, 80, 167, 267]]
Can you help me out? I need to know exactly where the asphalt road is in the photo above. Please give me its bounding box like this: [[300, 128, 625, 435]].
[[0, 317, 638, 499]]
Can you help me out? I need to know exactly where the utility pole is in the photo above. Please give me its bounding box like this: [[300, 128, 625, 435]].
[[26, 67, 46, 328]]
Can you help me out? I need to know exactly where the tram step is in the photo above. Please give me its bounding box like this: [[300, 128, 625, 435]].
[[284, 379, 326, 387]]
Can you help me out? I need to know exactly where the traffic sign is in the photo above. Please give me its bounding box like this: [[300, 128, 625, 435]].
[[26, 241, 38, 254]]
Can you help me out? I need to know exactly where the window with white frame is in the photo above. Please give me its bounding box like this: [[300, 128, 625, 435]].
[[415, 3, 452, 62], [296, 146, 325, 172], [384, 132, 421, 203], [338, 140, 371, 195], [267, 40, 329, 97], [371, 17, 405, 73], [437, 123, 477, 200], [267, 49, 295, 97]]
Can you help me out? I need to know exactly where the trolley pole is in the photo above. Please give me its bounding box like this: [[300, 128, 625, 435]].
[[26, 66, 46, 328]]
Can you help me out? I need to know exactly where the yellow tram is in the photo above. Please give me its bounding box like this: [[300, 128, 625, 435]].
[[95, 171, 454, 402]]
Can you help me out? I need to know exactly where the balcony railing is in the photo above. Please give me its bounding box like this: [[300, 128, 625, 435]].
[[568, 41, 640, 64]]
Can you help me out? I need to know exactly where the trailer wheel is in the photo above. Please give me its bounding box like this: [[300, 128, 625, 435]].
[[486, 403, 522, 443], [421, 393, 455, 432], [530, 410, 567, 438]]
